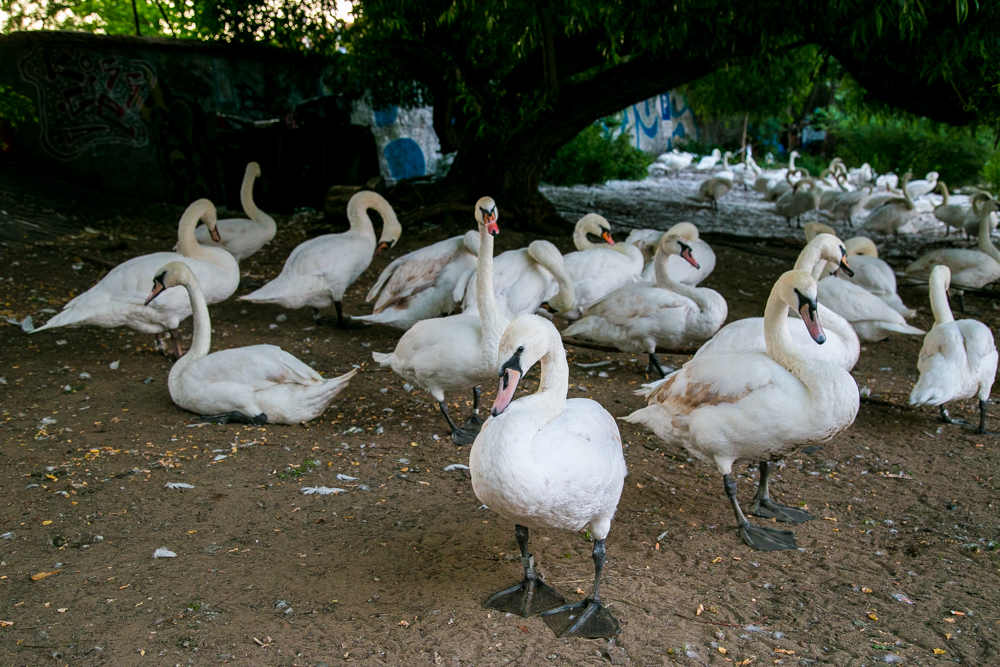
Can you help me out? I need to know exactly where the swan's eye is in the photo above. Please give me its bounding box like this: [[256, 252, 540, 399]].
[[516, 346, 524, 354]]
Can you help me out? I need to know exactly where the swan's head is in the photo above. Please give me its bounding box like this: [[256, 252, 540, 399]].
[[845, 236, 878, 258], [476, 197, 499, 236], [711, 148, 721, 158], [804, 233, 854, 278], [930, 264, 951, 293], [925, 171, 939, 182], [245, 162, 261, 178], [803, 221, 837, 242], [145, 261, 194, 306], [491, 314, 560, 417], [776, 270, 825, 344], [576, 213, 614, 245], [659, 223, 700, 268]]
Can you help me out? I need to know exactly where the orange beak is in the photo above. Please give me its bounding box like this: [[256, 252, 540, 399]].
[[209, 225, 222, 243], [375, 241, 391, 255], [145, 280, 167, 306], [601, 230, 615, 245]]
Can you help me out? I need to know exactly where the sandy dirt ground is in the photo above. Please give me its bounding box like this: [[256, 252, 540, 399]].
[[2, 163, 999, 666]]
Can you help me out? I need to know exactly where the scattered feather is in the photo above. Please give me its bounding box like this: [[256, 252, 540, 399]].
[[153, 548, 176, 559], [336, 474, 359, 481], [0, 532, 14, 540], [444, 464, 470, 471], [301, 486, 346, 495], [165, 482, 195, 490], [109, 360, 120, 370], [574, 360, 612, 368], [213, 454, 227, 461]]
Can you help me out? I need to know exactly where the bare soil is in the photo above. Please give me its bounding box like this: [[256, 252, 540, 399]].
[[2, 164, 999, 666]]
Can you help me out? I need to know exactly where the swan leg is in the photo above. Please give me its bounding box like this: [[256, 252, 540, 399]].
[[168, 329, 184, 359], [197, 412, 267, 425], [154, 333, 168, 355], [541, 538, 621, 639], [723, 473, 797, 551], [313, 304, 366, 329], [646, 353, 673, 378], [750, 461, 814, 524], [461, 386, 484, 431], [940, 405, 972, 427], [438, 401, 478, 445], [975, 400, 999, 435], [484, 525, 565, 617]]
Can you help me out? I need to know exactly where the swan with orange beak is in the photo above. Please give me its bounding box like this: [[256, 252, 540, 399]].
[[470, 315, 627, 638]]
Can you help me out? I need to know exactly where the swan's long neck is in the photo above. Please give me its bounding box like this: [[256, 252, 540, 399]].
[[788, 153, 797, 172], [763, 290, 807, 376], [176, 203, 216, 262], [476, 228, 505, 348], [722, 153, 730, 170], [977, 207, 1000, 264], [530, 243, 575, 313], [240, 170, 276, 234], [172, 275, 212, 376], [346, 195, 380, 244], [653, 249, 707, 306], [533, 333, 569, 420], [939, 182, 950, 206], [929, 272, 955, 326], [901, 176, 915, 210], [572, 225, 594, 251]]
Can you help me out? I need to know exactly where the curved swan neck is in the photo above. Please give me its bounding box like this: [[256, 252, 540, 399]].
[[176, 201, 216, 261], [977, 207, 1000, 263], [535, 332, 569, 417], [572, 224, 596, 251], [763, 289, 806, 374], [788, 152, 797, 172], [239, 169, 276, 234], [929, 271, 955, 326], [653, 251, 703, 304], [346, 193, 381, 243], [173, 273, 212, 375], [938, 182, 950, 206]]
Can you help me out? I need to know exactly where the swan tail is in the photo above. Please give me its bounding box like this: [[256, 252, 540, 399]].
[[909, 384, 948, 407], [32, 308, 86, 332], [372, 351, 396, 367], [880, 322, 926, 336], [319, 368, 357, 401], [239, 278, 290, 303], [352, 310, 412, 330], [880, 293, 917, 320]]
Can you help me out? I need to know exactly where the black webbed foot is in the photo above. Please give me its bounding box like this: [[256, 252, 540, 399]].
[[751, 498, 814, 524], [450, 427, 480, 446], [483, 577, 565, 617], [739, 522, 798, 551], [541, 598, 620, 639], [198, 412, 267, 425]]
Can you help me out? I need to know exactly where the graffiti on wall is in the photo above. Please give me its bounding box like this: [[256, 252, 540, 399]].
[[19, 45, 156, 159], [620, 91, 698, 155], [353, 100, 441, 184]]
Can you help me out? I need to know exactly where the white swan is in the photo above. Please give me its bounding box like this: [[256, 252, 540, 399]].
[[753, 151, 800, 194], [695, 148, 722, 170], [240, 191, 401, 328], [962, 193, 999, 239], [457, 239, 575, 320], [933, 181, 968, 235], [633, 223, 716, 285], [863, 173, 916, 237], [193, 162, 276, 261], [145, 262, 356, 424], [561, 214, 644, 320], [764, 168, 804, 202], [562, 224, 727, 376], [650, 149, 694, 177], [847, 162, 873, 187], [33, 199, 239, 358], [906, 171, 939, 199], [695, 233, 861, 370], [625, 270, 859, 551], [816, 267, 925, 341], [373, 198, 505, 444], [906, 197, 1000, 303], [825, 184, 872, 226], [687, 176, 732, 210], [874, 171, 897, 190], [354, 230, 479, 330], [910, 265, 998, 433], [715, 151, 735, 182], [775, 178, 819, 227], [471, 314, 626, 638]]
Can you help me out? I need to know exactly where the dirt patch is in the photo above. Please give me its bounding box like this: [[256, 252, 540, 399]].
[[2, 167, 999, 666]]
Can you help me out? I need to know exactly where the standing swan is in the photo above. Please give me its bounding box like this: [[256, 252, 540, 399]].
[[373, 198, 504, 444], [146, 263, 356, 424], [33, 199, 239, 358], [471, 314, 626, 638], [863, 173, 916, 237], [240, 191, 401, 328], [193, 162, 276, 261], [910, 265, 998, 434], [626, 271, 859, 551]]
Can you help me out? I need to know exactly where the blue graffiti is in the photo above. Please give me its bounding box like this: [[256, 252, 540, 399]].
[[660, 94, 671, 121], [383, 138, 425, 180], [373, 105, 399, 127], [630, 99, 659, 148]]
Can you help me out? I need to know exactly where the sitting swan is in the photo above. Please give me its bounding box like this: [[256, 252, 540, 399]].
[[816, 270, 924, 341], [146, 262, 356, 424], [695, 148, 722, 170], [373, 198, 504, 444], [863, 173, 916, 237], [628, 225, 717, 285], [471, 314, 626, 638], [910, 265, 998, 433], [33, 199, 239, 358], [241, 191, 401, 328], [906, 197, 1000, 310], [695, 233, 861, 371], [193, 162, 276, 261], [354, 230, 480, 330], [563, 224, 727, 377], [626, 270, 859, 551], [561, 214, 644, 320]]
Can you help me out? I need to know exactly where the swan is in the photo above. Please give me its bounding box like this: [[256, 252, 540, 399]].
[[962, 193, 999, 239], [816, 268, 924, 341], [847, 162, 873, 187], [240, 191, 401, 328], [625, 270, 859, 551], [764, 168, 805, 202], [193, 162, 276, 261], [33, 199, 239, 358], [775, 178, 819, 227], [864, 184, 905, 210], [373, 197, 505, 444], [731, 155, 762, 189], [695, 233, 861, 371], [933, 181, 968, 235], [753, 151, 800, 195], [651, 149, 694, 177], [875, 172, 898, 190], [457, 239, 575, 319], [863, 173, 915, 237], [825, 184, 873, 226], [818, 173, 850, 211], [353, 230, 480, 330], [471, 314, 627, 638], [906, 171, 939, 199], [561, 214, 644, 320], [838, 237, 916, 319], [562, 224, 727, 377], [687, 176, 732, 210], [715, 151, 735, 182], [910, 265, 998, 433], [906, 197, 1000, 310], [634, 223, 716, 285], [695, 148, 722, 170], [145, 262, 356, 424]]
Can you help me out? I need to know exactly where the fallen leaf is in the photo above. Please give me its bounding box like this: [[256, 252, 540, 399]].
[[945, 633, 952, 640], [635, 483, 644, 489], [41, 520, 53, 526], [943, 617, 956, 623], [398, 620, 410, 627], [30, 570, 61, 581], [774, 648, 795, 655], [823, 517, 837, 522], [868, 613, 878, 621], [933, 648, 946, 655], [718, 647, 728, 654], [57, 608, 67, 613], [576, 588, 585, 595], [862, 587, 873, 594], [0, 621, 12, 627], [696, 604, 705, 616], [518, 625, 530, 634], [139, 649, 145, 656], [712, 557, 722, 563]]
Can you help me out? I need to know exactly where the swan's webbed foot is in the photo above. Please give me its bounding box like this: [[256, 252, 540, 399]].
[[154, 333, 168, 356], [724, 473, 799, 552], [198, 412, 267, 425], [940, 405, 972, 427], [646, 353, 673, 378], [484, 525, 565, 617], [542, 598, 620, 639], [438, 400, 481, 445], [168, 329, 184, 359], [750, 461, 814, 524], [314, 304, 366, 329], [461, 386, 485, 431]]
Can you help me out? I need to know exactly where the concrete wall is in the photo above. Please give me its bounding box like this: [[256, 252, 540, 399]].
[[619, 91, 700, 154], [351, 100, 443, 185]]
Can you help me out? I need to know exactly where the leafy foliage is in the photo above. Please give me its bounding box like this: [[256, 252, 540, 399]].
[[0, 84, 36, 128], [543, 116, 653, 186]]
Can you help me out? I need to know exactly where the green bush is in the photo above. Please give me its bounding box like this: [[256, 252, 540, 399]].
[[982, 152, 1000, 196], [0, 85, 37, 129], [544, 116, 654, 186], [829, 118, 992, 187]]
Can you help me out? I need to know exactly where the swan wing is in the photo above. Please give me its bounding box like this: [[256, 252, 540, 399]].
[[818, 277, 906, 325], [183, 345, 324, 390], [368, 236, 467, 311]]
